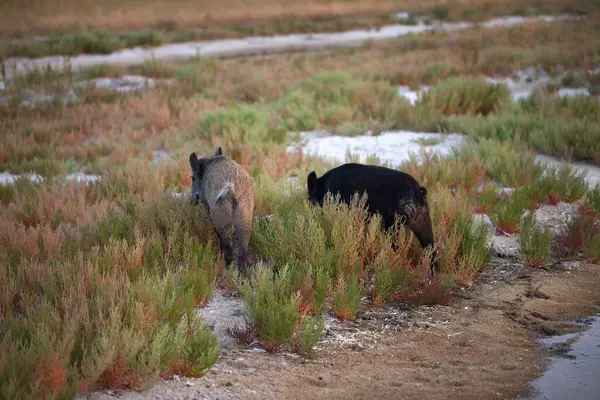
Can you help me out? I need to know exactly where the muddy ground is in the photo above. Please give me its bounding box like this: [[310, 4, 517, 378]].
[[87, 206, 600, 400]]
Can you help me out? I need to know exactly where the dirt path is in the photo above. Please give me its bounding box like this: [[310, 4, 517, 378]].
[[86, 251, 600, 400]]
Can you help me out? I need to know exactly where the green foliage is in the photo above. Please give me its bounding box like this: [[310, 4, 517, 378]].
[[540, 164, 588, 203], [584, 186, 600, 214], [57, 28, 124, 55], [582, 231, 600, 263], [454, 138, 544, 187], [491, 188, 533, 233], [234, 264, 302, 352], [276, 71, 413, 133], [121, 30, 166, 47], [297, 314, 325, 354], [331, 273, 362, 321], [198, 105, 287, 144], [421, 62, 458, 84], [519, 211, 551, 266], [419, 76, 511, 116], [453, 93, 600, 164]]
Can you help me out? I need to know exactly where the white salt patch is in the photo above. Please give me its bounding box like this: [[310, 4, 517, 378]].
[[290, 130, 465, 167], [0, 172, 102, 185], [0, 171, 43, 185], [557, 87, 590, 97], [2, 15, 579, 80], [0, 81, 5, 91], [197, 289, 246, 347], [535, 154, 600, 188], [485, 67, 596, 102], [397, 85, 430, 105], [395, 12, 410, 20], [485, 67, 552, 102], [152, 150, 170, 164], [65, 173, 101, 183], [77, 75, 163, 93]]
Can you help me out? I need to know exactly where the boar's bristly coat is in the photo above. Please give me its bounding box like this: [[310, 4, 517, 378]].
[[307, 163, 440, 275], [189, 147, 254, 274]]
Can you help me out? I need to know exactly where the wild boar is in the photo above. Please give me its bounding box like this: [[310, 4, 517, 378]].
[[307, 163, 440, 275], [189, 147, 255, 274]]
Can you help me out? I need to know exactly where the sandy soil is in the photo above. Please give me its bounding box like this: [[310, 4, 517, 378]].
[[85, 205, 600, 400]]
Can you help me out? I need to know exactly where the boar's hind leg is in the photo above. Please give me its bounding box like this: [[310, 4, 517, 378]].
[[212, 205, 234, 268], [233, 206, 253, 276]]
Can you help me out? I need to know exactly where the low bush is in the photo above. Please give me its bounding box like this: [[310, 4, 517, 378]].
[[418, 76, 510, 117], [519, 211, 551, 266]]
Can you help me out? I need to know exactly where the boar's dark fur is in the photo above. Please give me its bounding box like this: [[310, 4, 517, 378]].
[[307, 163, 440, 275]]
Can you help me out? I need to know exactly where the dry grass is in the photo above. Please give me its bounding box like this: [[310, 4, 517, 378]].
[[2, 0, 597, 38]]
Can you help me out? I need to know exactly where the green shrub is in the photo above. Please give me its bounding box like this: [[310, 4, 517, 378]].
[[540, 164, 588, 203], [454, 138, 544, 187], [519, 211, 551, 266], [234, 264, 302, 352], [421, 62, 458, 84], [491, 188, 533, 234], [296, 314, 326, 354], [57, 29, 123, 55], [419, 76, 510, 116], [198, 105, 286, 144], [582, 232, 600, 263], [331, 273, 362, 321], [121, 30, 165, 47], [584, 186, 600, 214]]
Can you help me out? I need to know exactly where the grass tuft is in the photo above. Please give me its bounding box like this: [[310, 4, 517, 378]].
[[519, 211, 551, 266], [419, 76, 511, 117]]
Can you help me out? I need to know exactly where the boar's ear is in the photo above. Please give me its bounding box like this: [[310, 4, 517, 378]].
[[307, 171, 318, 194], [419, 187, 428, 197], [213, 147, 223, 156], [189, 152, 199, 170]]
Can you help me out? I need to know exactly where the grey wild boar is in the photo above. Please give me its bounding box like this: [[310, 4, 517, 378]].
[[189, 147, 255, 274], [307, 163, 440, 275]]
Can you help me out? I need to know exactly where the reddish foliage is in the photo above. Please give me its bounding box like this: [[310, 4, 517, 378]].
[[370, 292, 385, 306], [162, 361, 191, 380], [472, 204, 490, 214], [526, 257, 547, 267], [331, 308, 356, 322], [561, 214, 599, 256], [497, 223, 520, 234], [394, 281, 453, 306], [579, 203, 598, 217], [96, 358, 141, 390], [547, 192, 560, 205], [32, 354, 68, 399]]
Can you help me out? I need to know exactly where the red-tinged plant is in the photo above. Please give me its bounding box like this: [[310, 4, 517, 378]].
[[96, 358, 141, 391], [394, 279, 453, 306], [32, 354, 68, 400], [547, 192, 560, 205]]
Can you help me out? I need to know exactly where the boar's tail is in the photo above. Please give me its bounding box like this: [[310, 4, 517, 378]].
[[215, 182, 236, 205]]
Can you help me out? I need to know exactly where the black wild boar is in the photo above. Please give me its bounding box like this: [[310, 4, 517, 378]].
[[307, 163, 440, 275], [189, 147, 255, 274]]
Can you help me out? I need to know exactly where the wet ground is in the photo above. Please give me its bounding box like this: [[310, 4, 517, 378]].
[[525, 316, 600, 400]]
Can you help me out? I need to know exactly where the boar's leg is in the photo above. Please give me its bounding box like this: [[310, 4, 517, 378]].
[[212, 205, 235, 268], [233, 206, 253, 276], [215, 227, 234, 268]]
